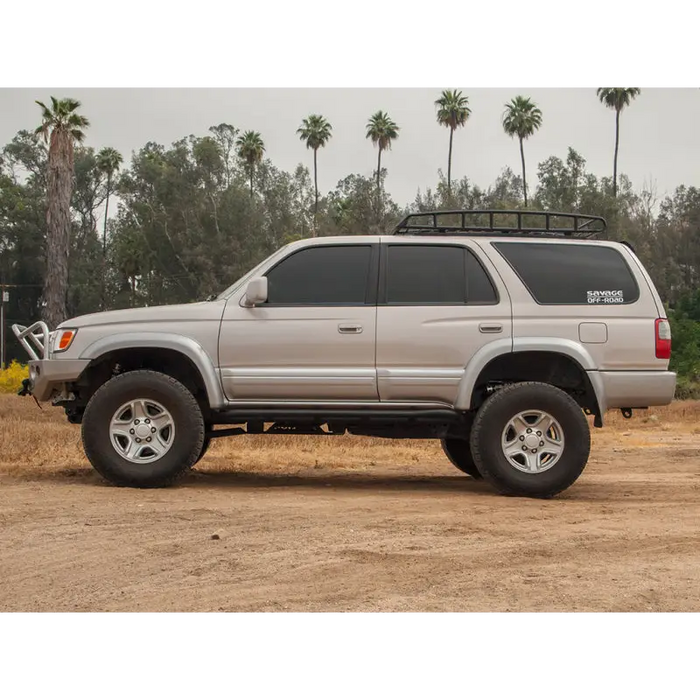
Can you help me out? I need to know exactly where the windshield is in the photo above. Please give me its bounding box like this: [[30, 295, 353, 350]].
[[215, 244, 291, 300]]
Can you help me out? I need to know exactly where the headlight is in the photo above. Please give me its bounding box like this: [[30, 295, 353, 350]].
[[53, 328, 78, 353]]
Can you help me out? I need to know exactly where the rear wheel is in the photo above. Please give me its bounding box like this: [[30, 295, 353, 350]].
[[82, 370, 205, 488], [470, 382, 590, 498]]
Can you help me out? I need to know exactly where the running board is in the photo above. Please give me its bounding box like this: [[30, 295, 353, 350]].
[[212, 406, 463, 425]]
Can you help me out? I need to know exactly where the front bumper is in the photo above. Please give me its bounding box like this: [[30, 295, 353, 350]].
[[12, 321, 90, 402], [589, 370, 677, 412], [24, 358, 91, 402]]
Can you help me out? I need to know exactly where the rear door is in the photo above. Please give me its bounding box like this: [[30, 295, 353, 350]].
[[375, 240, 513, 404]]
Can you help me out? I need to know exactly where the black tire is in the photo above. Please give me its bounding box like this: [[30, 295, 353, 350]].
[[194, 434, 212, 465], [441, 438, 483, 479], [470, 382, 590, 498], [82, 370, 205, 488]]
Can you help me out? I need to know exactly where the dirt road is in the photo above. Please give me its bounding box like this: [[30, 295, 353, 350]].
[[1, 396, 699, 611]]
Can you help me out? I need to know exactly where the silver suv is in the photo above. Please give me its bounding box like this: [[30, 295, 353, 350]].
[[14, 210, 676, 497]]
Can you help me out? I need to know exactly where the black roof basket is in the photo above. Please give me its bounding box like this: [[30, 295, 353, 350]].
[[392, 210, 606, 239]]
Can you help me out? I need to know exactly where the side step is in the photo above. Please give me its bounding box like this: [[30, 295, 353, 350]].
[[208, 405, 469, 440], [213, 406, 462, 424]]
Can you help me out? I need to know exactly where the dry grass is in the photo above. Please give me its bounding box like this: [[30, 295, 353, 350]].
[[1, 393, 698, 481]]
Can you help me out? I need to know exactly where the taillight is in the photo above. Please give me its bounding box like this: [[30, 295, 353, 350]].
[[655, 318, 671, 359]]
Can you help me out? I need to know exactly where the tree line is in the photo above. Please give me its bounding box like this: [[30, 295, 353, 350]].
[[0, 89, 698, 397]]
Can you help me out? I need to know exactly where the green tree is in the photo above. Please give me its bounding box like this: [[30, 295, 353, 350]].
[[208, 123, 238, 188], [597, 88, 641, 197], [236, 131, 265, 196], [434, 89, 471, 198], [35, 97, 89, 328], [365, 111, 399, 214], [297, 114, 332, 235], [502, 96, 542, 206]]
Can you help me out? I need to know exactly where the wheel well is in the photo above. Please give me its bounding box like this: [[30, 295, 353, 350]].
[[75, 347, 210, 416], [471, 351, 601, 423]]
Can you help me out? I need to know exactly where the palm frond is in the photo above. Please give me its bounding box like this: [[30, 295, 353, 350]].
[[366, 111, 399, 149], [65, 98, 82, 112], [68, 113, 90, 129], [502, 96, 543, 140], [297, 114, 332, 150], [597, 88, 641, 112], [435, 89, 471, 130], [236, 130, 266, 164], [35, 96, 90, 145]]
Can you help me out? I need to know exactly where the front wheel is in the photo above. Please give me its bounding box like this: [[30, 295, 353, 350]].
[[441, 438, 483, 479], [82, 370, 205, 488], [194, 434, 212, 465], [470, 382, 591, 498]]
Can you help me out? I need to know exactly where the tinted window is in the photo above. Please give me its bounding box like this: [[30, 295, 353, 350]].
[[266, 245, 372, 305], [465, 250, 498, 304], [387, 245, 464, 304], [494, 242, 639, 305], [386, 245, 497, 305]]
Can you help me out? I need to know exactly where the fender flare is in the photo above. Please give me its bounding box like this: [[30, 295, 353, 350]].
[[455, 337, 604, 415], [80, 332, 226, 409]]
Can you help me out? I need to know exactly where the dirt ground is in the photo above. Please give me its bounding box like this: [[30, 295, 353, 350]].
[[1, 394, 699, 612]]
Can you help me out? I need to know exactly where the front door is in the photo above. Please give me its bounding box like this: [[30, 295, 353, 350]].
[[376, 240, 513, 405], [219, 242, 380, 402]]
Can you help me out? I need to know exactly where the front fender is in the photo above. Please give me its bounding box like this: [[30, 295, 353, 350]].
[[80, 332, 226, 409]]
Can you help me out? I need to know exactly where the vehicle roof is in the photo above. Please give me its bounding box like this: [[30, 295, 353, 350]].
[[288, 235, 621, 248]]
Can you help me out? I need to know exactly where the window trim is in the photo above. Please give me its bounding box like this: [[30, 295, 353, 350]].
[[492, 241, 640, 307], [259, 243, 380, 308], [378, 243, 500, 306]]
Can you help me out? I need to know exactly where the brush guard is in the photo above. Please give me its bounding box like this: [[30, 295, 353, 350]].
[[12, 321, 51, 361]]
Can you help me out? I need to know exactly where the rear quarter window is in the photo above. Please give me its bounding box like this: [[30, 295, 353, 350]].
[[493, 242, 640, 305]]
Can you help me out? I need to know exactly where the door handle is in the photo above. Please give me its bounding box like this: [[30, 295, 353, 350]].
[[479, 323, 503, 334], [338, 324, 363, 334]]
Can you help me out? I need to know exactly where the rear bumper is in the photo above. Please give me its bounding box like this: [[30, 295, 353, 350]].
[[25, 359, 91, 402], [589, 370, 677, 413]]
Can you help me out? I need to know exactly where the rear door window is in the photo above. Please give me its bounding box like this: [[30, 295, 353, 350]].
[[493, 242, 639, 305], [384, 245, 497, 305]]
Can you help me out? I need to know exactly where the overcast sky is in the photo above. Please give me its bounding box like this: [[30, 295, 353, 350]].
[[1, 88, 697, 206]]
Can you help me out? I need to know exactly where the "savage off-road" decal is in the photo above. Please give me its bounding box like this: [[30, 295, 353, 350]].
[[587, 290, 624, 304]]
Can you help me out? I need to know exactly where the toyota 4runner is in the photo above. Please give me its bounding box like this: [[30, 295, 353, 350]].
[[13, 210, 676, 498]]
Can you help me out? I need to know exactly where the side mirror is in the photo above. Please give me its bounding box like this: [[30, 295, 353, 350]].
[[244, 277, 268, 306]]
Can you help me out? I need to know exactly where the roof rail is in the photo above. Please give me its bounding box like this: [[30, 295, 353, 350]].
[[392, 210, 607, 239]]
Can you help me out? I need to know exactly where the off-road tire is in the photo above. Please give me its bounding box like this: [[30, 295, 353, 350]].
[[470, 382, 590, 498], [82, 370, 205, 488], [194, 434, 212, 465], [441, 438, 482, 479]]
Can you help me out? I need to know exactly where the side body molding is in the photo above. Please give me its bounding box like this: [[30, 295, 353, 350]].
[[454, 336, 604, 414], [80, 333, 226, 409]]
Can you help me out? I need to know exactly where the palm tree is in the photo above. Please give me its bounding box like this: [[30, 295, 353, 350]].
[[365, 111, 399, 197], [96, 147, 123, 257], [236, 131, 265, 196], [501, 96, 543, 206], [96, 147, 123, 310], [297, 115, 332, 235], [434, 90, 471, 197], [35, 97, 89, 329], [596, 88, 641, 197]]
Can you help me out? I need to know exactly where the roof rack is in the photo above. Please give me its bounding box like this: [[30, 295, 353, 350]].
[[392, 210, 606, 239]]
